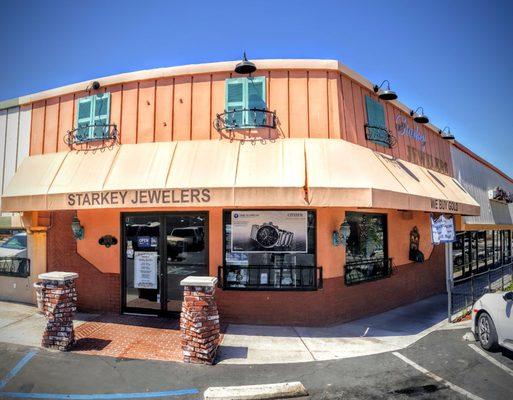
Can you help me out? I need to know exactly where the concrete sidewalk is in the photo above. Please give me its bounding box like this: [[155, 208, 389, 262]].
[[217, 294, 449, 364], [0, 301, 97, 347], [0, 294, 451, 365]]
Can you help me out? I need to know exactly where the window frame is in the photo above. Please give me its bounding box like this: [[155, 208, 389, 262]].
[[220, 209, 319, 291], [75, 92, 111, 142], [224, 76, 267, 129], [364, 95, 390, 148], [344, 211, 391, 286]]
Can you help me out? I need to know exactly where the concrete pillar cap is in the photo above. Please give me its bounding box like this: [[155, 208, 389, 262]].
[[180, 276, 218, 287], [38, 271, 79, 282]]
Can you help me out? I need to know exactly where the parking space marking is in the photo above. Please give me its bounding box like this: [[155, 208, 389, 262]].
[[0, 350, 38, 390], [468, 344, 513, 377], [0, 388, 200, 399], [392, 351, 484, 400]]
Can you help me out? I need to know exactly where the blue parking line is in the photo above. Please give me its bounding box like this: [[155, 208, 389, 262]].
[[0, 350, 38, 390], [0, 388, 200, 399]]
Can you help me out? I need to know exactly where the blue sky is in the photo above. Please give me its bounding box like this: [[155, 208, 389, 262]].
[[1, 0, 512, 176]]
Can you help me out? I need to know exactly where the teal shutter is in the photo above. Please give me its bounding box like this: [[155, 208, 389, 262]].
[[225, 78, 245, 128], [365, 96, 388, 146], [246, 77, 266, 127], [76, 97, 94, 140], [92, 93, 111, 138]]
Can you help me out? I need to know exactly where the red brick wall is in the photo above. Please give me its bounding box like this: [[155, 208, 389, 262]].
[[216, 244, 446, 326], [46, 211, 120, 313]]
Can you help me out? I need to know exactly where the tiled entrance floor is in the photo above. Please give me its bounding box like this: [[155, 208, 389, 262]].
[[73, 314, 183, 362]]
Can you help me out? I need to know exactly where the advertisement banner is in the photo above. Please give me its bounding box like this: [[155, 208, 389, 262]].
[[231, 211, 308, 253], [134, 251, 158, 289], [430, 214, 456, 245]]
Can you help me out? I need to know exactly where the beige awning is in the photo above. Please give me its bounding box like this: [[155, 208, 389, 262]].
[[1, 139, 480, 215]]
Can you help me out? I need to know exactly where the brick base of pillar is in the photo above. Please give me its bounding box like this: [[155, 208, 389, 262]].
[[180, 278, 220, 364], [39, 272, 78, 351]]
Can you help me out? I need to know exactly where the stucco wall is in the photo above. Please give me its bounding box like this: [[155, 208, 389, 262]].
[[48, 206, 439, 325]]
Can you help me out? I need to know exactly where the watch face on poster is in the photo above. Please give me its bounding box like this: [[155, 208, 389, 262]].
[[231, 211, 307, 253], [255, 223, 281, 248]]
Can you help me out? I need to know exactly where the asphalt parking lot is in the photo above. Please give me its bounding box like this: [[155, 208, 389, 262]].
[[0, 326, 512, 399]]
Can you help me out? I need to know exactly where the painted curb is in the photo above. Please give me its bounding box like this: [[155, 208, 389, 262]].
[[204, 382, 308, 400]]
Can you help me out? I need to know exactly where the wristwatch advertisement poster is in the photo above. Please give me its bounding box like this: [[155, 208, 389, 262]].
[[231, 211, 308, 253]]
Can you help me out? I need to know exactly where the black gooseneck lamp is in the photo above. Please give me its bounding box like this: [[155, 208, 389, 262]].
[[373, 80, 398, 101], [234, 52, 257, 75], [410, 107, 429, 124], [439, 126, 455, 140]]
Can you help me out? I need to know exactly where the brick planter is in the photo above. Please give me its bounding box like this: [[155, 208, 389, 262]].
[[39, 271, 78, 351], [180, 277, 220, 364]]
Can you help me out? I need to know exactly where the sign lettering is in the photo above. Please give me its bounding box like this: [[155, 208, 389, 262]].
[[67, 189, 211, 207], [430, 199, 459, 212]]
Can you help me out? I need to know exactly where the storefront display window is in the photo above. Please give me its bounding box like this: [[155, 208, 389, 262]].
[[344, 212, 390, 285], [452, 230, 513, 280], [221, 210, 318, 290], [0, 230, 29, 278]]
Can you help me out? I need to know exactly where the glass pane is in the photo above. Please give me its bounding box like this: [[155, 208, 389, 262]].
[[477, 231, 486, 270], [78, 100, 91, 120], [166, 214, 208, 312], [223, 211, 316, 289], [346, 212, 386, 263], [452, 232, 464, 279], [124, 215, 161, 311]]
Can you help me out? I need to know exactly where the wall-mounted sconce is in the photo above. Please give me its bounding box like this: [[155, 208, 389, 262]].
[[373, 80, 398, 101], [71, 216, 84, 240], [98, 235, 118, 248], [439, 126, 455, 140], [332, 219, 351, 247], [410, 107, 429, 124], [234, 52, 257, 75]]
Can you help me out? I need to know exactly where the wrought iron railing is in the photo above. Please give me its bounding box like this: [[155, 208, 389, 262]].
[[364, 124, 397, 148], [218, 265, 322, 291], [0, 257, 30, 278], [345, 257, 392, 285], [214, 108, 277, 131], [64, 124, 118, 150]]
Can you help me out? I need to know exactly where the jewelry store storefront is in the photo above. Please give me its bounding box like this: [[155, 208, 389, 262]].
[[0, 59, 481, 325]]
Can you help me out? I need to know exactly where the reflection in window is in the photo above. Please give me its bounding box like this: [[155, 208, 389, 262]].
[[0, 230, 29, 278], [345, 212, 390, 285], [452, 229, 513, 281]]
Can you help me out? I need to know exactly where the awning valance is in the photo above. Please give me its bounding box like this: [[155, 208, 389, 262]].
[[1, 139, 480, 215]]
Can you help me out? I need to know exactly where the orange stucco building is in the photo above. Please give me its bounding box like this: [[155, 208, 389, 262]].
[[1, 59, 482, 325]]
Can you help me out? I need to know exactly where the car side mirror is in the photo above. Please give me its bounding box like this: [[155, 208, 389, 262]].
[[503, 292, 513, 301]]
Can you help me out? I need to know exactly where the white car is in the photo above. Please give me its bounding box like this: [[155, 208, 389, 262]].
[[0, 233, 27, 258], [471, 291, 513, 351]]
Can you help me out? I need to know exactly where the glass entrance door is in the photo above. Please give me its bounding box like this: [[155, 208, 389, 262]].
[[165, 213, 208, 312], [122, 212, 208, 315], [123, 215, 162, 313]]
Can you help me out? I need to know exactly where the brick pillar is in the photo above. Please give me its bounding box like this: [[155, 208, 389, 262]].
[[39, 272, 79, 351], [180, 276, 220, 364]]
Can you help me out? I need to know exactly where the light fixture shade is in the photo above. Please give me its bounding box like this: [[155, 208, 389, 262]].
[[378, 90, 398, 101], [373, 80, 398, 101], [234, 52, 256, 75], [414, 114, 429, 124], [410, 108, 429, 124]]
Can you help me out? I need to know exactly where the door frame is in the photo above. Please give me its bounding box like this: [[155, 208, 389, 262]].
[[120, 211, 209, 317]]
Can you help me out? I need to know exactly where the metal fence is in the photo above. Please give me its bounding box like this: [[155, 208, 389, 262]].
[[0, 257, 30, 278], [344, 258, 393, 286], [449, 262, 513, 319]]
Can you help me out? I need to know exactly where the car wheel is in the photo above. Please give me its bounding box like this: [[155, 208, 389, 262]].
[[477, 312, 499, 351]]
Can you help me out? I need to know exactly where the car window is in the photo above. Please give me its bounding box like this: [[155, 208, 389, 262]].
[[172, 229, 195, 237], [1, 235, 27, 250]]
